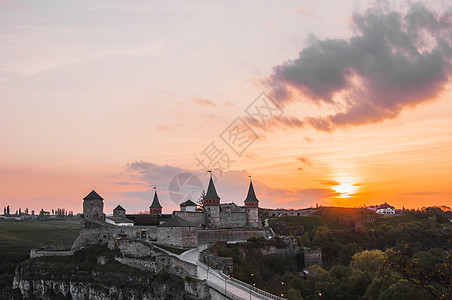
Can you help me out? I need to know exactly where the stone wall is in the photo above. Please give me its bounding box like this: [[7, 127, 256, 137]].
[[30, 249, 73, 259], [184, 278, 209, 300], [198, 229, 266, 244], [113, 239, 197, 278], [174, 211, 205, 226], [266, 209, 316, 217], [157, 226, 198, 247], [219, 211, 247, 228], [199, 250, 233, 275], [304, 247, 322, 267], [115, 257, 156, 271], [116, 239, 154, 257], [259, 236, 300, 257], [156, 255, 198, 278], [71, 222, 157, 251]]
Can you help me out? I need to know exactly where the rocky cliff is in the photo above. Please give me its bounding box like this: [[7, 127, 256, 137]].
[[13, 246, 194, 300]]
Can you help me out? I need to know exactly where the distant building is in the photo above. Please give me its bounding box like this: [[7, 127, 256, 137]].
[[367, 202, 396, 215], [82, 190, 106, 222], [180, 200, 198, 212], [106, 205, 134, 226]]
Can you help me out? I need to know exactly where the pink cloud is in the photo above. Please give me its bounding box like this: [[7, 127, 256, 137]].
[[191, 97, 217, 107]]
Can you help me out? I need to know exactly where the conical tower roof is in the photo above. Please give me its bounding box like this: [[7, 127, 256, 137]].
[[204, 176, 220, 200], [244, 180, 259, 203], [150, 191, 162, 209], [83, 190, 103, 200]]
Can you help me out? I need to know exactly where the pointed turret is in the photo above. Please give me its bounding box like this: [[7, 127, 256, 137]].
[[244, 180, 259, 204], [244, 177, 260, 227], [150, 190, 162, 215], [202, 173, 220, 228], [205, 176, 220, 201]]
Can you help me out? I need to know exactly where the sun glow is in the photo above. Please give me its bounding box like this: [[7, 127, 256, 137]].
[[331, 176, 359, 198]]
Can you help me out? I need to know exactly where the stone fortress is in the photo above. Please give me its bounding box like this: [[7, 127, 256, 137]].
[[73, 175, 267, 250]]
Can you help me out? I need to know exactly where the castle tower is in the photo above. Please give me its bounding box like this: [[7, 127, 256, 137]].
[[113, 205, 126, 217], [202, 175, 220, 228], [150, 190, 162, 215], [83, 190, 105, 221], [244, 178, 259, 227]]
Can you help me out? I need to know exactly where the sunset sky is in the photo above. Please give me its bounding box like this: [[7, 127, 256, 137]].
[[1, 0, 452, 214]]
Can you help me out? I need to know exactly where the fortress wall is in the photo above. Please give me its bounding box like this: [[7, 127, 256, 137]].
[[156, 255, 198, 278], [219, 212, 247, 228], [30, 250, 73, 259], [157, 226, 198, 248], [115, 257, 156, 272], [174, 211, 205, 226], [71, 222, 157, 251], [304, 247, 322, 267], [199, 250, 233, 275], [198, 229, 266, 244], [267, 209, 316, 217]]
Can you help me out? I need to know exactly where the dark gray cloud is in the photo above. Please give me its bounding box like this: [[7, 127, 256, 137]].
[[127, 161, 185, 184], [265, 3, 452, 131]]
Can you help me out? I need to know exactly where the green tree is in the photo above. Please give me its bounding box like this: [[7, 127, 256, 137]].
[[350, 249, 385, 296], [286, 287, 303, 300], [383, 244, 451, 300], [362, 277, 396, 300], [312, 226, 341, 267], [378, 280, 434, 300], [314, 265, 353, 300]]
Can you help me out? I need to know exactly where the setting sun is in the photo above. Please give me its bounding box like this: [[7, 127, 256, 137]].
[[331, 176, 359, 198]]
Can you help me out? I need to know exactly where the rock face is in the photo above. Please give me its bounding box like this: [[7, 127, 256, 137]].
[[13, 260, 189, 300]]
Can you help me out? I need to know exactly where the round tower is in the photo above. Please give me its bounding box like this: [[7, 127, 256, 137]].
[[83, 190, 105, 221], [202, 175, 220, 228], [244, 179, 259, 227]]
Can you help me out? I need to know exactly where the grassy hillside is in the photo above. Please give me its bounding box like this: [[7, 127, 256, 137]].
[[365, 214, 417, 228], [269, 214, 343, 235], [0, 220, 80, 262], [268, 207, 380, 235], [0, 220, 80, 294], [315, 206, 379, 221]]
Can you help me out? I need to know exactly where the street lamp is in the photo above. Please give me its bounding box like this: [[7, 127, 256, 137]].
[[206, 266, 211, 283]]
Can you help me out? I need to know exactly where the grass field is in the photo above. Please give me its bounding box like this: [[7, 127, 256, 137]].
[[0, 220, 80, 263], [0, 220, 81, 292]]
